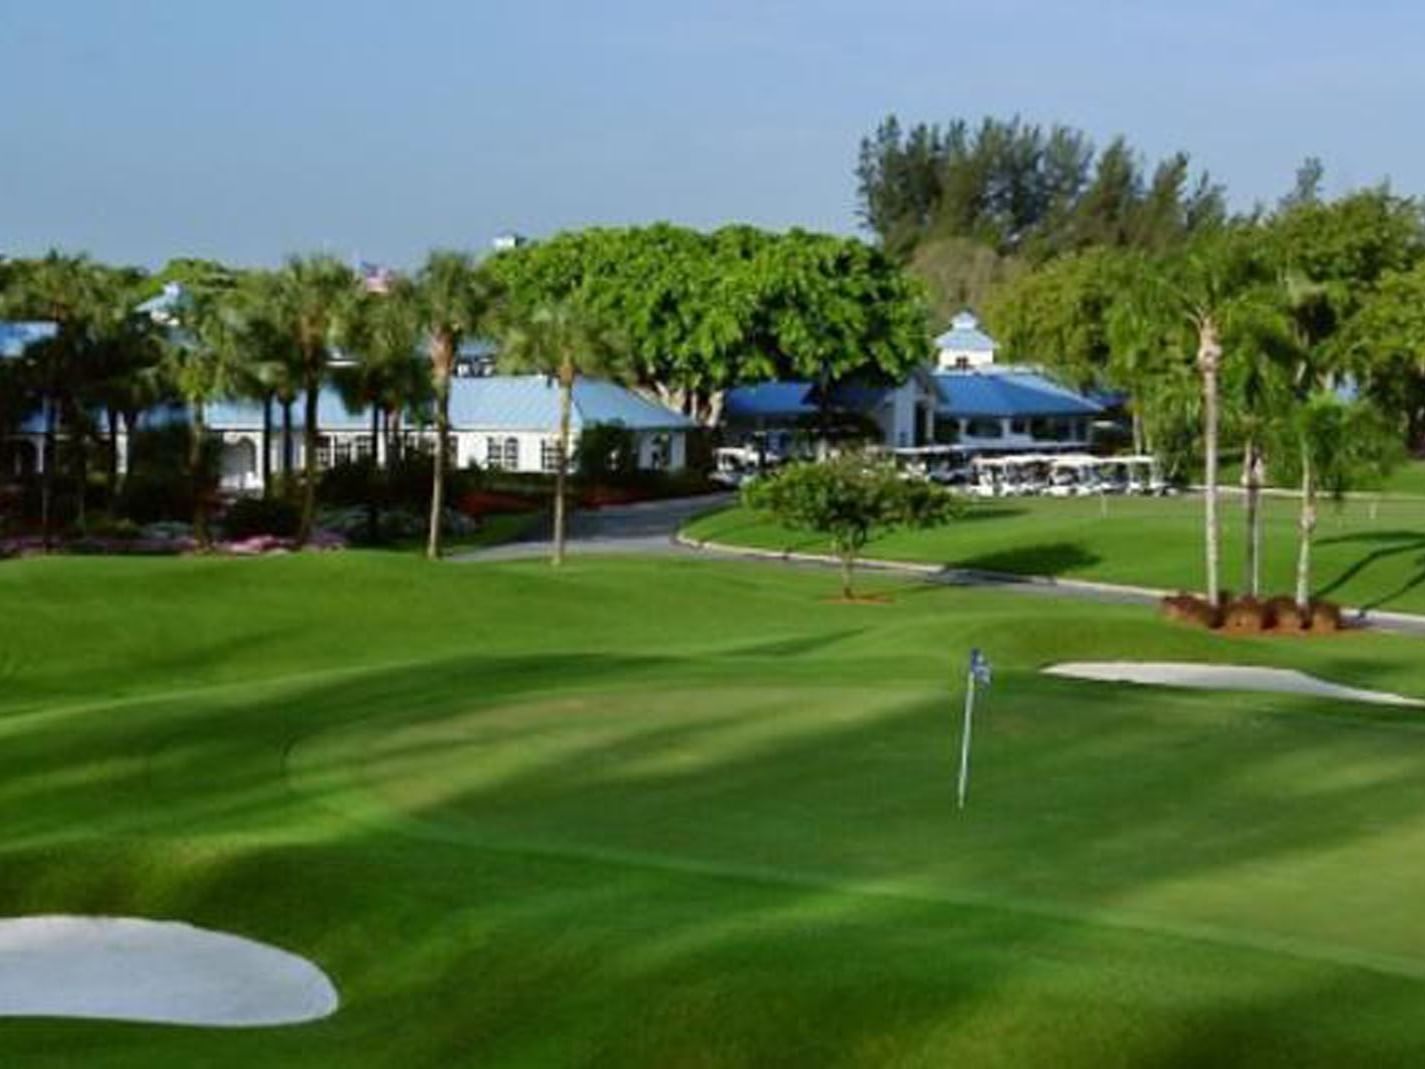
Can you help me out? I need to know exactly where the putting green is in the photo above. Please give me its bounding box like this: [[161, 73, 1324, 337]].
[[289, 681, 1425, 982]]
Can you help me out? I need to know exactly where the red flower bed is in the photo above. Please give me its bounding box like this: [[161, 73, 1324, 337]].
[[456, 491, 543, 517]]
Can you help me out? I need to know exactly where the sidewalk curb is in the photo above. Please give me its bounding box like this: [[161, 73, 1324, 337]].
[[673, 535, 1425, 635]]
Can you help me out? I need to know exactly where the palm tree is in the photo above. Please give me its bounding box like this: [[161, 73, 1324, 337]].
[[157, 291, 253, 547], [1, 252, 105, 546], [338, 277, 427, 542], [498, 295, 623, 566], [1273, 271, 1342, 610], [414, 251, 497, 560], [260, 257, 358, 544], [1159, 230, 1259, 607]]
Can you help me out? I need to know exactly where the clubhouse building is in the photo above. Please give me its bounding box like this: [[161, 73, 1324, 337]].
[[722, 310, 1102, 458]]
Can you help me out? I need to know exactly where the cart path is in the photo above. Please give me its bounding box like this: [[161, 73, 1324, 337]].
[[452, 496, 1425, 638]]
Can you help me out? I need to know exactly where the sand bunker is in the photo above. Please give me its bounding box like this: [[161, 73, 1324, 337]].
[[0, 916, 338, 1027], [1044, 662, 1424, 708]]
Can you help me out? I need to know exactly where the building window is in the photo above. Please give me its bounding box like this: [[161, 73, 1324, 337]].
[[485, 436, 504, 469], [333, 437, 352, 467], [316, 435, 333, 469], [955, 356, 970, 370], [354, 435, 374, 462], [540, 438, 562, 472], [502, 437, 520, 469], [965, 418, 1003, 439], [1010, 419, 1027, 435], [649, 433, 671, 470]]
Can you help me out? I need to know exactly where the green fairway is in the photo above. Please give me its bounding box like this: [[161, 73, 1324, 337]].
[[685, 491, 1425, 614], [5, 553, 1425, 1065]]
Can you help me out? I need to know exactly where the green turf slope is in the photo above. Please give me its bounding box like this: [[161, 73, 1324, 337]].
[[3, 553, 1425, 1065], [685, 492, 1425, 615]]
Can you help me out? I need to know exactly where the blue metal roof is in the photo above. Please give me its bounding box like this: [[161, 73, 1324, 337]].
[[201, 391, 373, 432], [448, 375, 693, 431], [934, 310, 996, 353], [193, 376, 690, 433], [723, 382, 816, 420], [0, 321, 58, 358], [935, 370, 1102, 418]]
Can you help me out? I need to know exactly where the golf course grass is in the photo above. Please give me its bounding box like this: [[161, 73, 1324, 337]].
[[5, 552, 1425, 1064], [685, 491, 1425, 615]]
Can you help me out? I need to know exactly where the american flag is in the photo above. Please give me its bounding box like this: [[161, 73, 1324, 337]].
[[357, 260, 395, 295]]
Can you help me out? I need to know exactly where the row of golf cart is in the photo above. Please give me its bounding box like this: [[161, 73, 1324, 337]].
[[712, 443, 1172, 498], [962, 453, 1172, 497]]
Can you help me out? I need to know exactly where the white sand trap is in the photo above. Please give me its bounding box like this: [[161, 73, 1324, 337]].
[[1044, 662, 1424, 708], [0, 916, 338, 1027]]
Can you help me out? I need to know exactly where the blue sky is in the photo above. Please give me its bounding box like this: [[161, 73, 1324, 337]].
[[2, 0, 1422, 269]]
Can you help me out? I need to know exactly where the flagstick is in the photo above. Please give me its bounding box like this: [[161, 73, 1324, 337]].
[[957, 669, 977, 809]]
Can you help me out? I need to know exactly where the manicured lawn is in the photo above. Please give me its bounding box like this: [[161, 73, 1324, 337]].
[[686, 492, 1425, 613], [5, 553, 1425, 1064]]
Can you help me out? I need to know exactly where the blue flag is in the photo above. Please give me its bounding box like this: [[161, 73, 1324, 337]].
[[969, 648, 992, 686]]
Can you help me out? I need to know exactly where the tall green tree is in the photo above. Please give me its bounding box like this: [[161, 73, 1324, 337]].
[[339, 276, 430, 543], [260, 256, 358, 544], [1, 251, 106, 544], [497, 294, 624, 566], [157, 290, 256, 547], [1158, 228, 1264, 607], [1264, 188, 1423, 607], [414, 251, 498, 560]]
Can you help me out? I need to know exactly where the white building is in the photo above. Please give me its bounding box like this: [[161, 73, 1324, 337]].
[[721, 309, 1100, 456], [935, 310, 998, 370], [201, 375, 693, 493]]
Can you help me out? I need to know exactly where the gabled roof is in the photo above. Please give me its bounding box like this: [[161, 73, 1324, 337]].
[[136, 282, 190, 323], [934, 310, 996, 353], [723, 382, 816, 420], [0, 321, 58, 358], [192, 376, 692, 434], [935, 369, 1102, 418], [448, 375, 693, 432]]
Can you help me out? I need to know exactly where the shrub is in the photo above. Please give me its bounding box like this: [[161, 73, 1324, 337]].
[[222, 496, 301, 539], [1159, 593, 1220, 629], [574, 423, 637, 482], [1221, 597, 1268, 633], [1309, 600, 1344, 633], [1266, 596, 1307, 632]]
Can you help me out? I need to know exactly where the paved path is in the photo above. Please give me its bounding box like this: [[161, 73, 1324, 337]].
[[455, 496, 1425, 638], [450, 494, 735, 562]]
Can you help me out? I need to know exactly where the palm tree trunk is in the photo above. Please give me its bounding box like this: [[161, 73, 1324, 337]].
[[261, 394, 274, 497], [281, 398, 295, 495], [1295, 440, 1316, 611], [840, 548, 855, 600], [73, 409, 88, 536], [425, 387, 449, 560], [553, 358, 574, 566], [191, 400, 210, 549], [1243, 440, 1263, 598], [105, 407, 120, 503], [121, 410, 139, 493], [368, 402, 381, 546], [1131, 403, 1145, 457], [426, 333, 455, 561], [40, 396, 55, 550], [1198, 320, 1223, 608], [297, 375, 319, 545]]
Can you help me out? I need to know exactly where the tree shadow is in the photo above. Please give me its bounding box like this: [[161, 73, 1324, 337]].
[[954, 541, 1100, 577], [1312, 531, 1425, 610]]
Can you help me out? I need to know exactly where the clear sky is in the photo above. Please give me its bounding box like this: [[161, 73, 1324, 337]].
[[3, 0, 1423, 269]]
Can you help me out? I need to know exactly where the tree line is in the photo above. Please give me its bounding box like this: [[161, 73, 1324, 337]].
[[984, 183, 1423, 612], [0, 226, 932, 561], [856, 114, 1227, 319]]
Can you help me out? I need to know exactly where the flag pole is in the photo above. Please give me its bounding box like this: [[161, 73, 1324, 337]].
[[957, 667, 976, 809]]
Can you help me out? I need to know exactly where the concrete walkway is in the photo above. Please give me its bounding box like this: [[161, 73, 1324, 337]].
[[455, 496, 1425, 638]]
